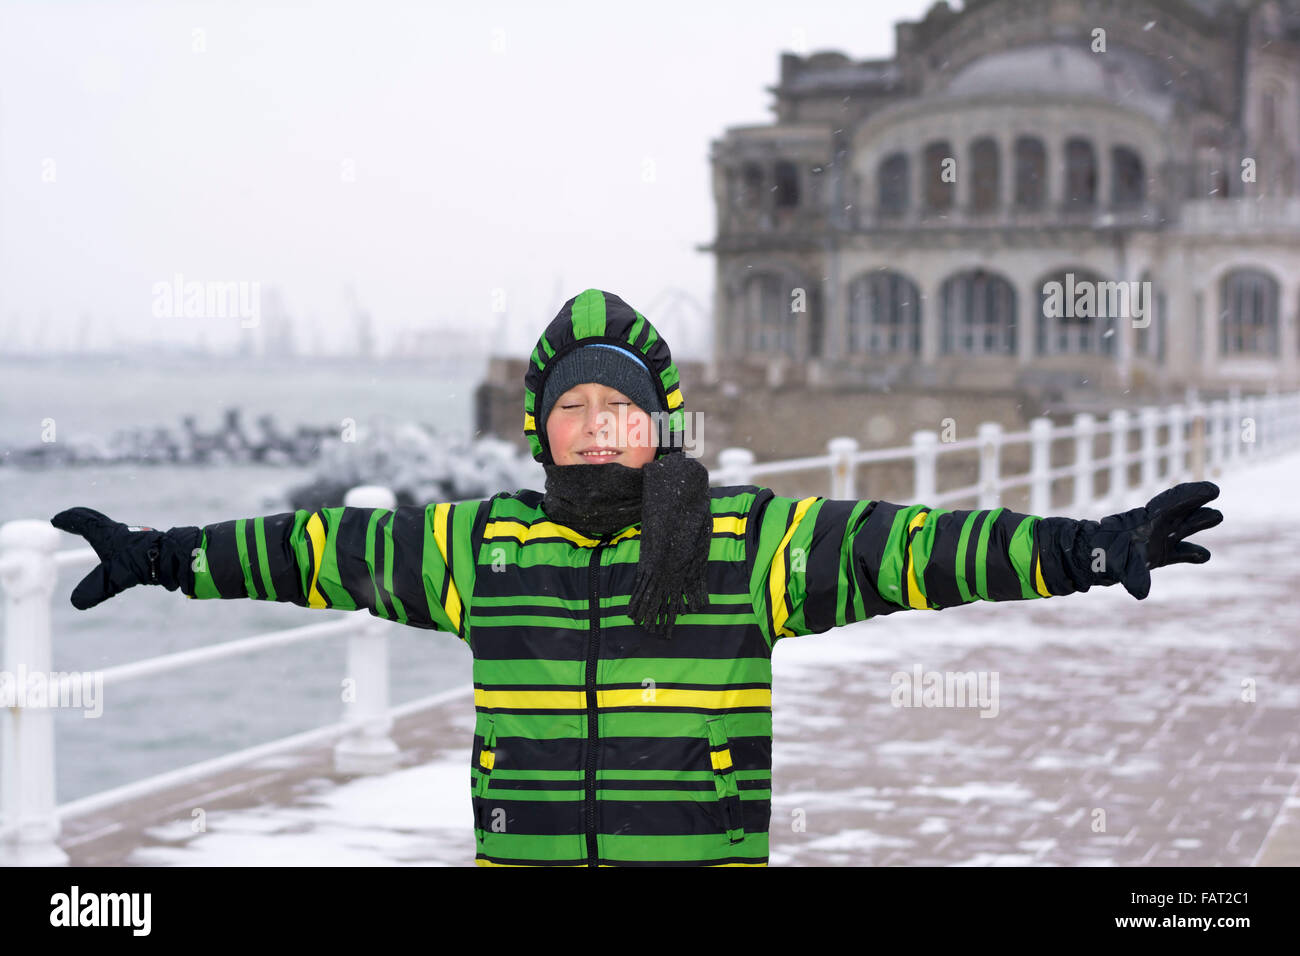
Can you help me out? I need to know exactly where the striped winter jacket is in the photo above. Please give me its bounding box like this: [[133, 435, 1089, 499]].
[[179, 289, 1092, 866], [182, 486, 1086, 866]]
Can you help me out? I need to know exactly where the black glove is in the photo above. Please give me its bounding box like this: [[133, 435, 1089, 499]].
[[1064, 481, 1222, 601], [50, 507, 201, 609]]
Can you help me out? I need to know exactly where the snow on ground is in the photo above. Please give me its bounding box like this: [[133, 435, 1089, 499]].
[[120, 449, 1300, 866]]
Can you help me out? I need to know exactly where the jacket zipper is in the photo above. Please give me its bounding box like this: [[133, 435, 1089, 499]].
[[584, 535, 612, 867]]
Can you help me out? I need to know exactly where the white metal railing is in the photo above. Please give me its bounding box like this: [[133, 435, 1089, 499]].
[[0, 485, 405, 866], [2, 386, 1295, 865], [710, 386, 1300, 517]]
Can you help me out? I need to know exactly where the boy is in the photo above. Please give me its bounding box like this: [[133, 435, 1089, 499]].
[[52, 288, 1222, 867]]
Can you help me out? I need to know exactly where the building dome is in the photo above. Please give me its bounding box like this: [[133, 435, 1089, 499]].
[[940, 43, 1175, 122]]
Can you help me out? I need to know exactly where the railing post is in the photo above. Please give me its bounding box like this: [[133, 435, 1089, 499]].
[[1107, 409, 1128, 511], [1028, 417, 1053, 516], [1139, 406, 1160, 494], [977, 422, 1003, 509], [827, 437, 859, 499], [333, 487, 400, 776], [0, 520, 70, 865], [716, 447, 755, 487], [1167, 404, 1186, 484], [911, 432, 938, 504], [1189, 402, 1206, 482], [1227, 388, 1243, 466], [1242, 394, 1258, 461], [1072, 413, 1096, 513], [1208, 400, 1226, 476]]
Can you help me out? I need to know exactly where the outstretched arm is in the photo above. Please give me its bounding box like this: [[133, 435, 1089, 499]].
[[50, 502, 484, 640], [748, 481, 1221, 646]]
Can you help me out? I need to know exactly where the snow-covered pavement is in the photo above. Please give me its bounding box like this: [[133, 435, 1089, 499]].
[[58, 450, 1300, 866]]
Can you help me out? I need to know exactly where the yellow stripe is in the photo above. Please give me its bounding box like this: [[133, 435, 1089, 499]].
[[476, 859, 587, 867], [304, 512, 327, 609], [432, 503, 463, 631], [1033, 551, 1051, 597], [600, 687, 770, 709], [475, 689, 586, 710], [524, 413, 535, 431], [479, 750, 494, 770], [473, 687, 772, 711], [483, 516, 742, 547], [666, 388, 683, 410], [905, 510, 930, 610], [710, 748, 733, 772], [713, 515, 746, 535], [769, 497, 818, 638]]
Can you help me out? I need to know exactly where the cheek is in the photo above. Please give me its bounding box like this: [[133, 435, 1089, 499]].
[[546, 415, 576, 452]]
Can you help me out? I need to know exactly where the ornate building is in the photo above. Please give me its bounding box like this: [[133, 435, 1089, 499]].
[[701, 0, 1300, 396]]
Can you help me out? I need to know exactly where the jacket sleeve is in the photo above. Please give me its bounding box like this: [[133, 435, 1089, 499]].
[[181, 501, 484, 642], [747, 489, 1089, 647]]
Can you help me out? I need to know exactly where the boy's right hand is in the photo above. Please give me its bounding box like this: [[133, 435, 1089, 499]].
[[50, 507, 198, 609]]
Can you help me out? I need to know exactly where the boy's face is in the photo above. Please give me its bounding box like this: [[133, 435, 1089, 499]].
[[545, 382, 658, 468]]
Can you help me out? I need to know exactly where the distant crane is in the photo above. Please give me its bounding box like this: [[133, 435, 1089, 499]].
[[344, 282, 374, 360]]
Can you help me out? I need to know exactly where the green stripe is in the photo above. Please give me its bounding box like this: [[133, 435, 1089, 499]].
[[601, 833, 766, 863], [475, 594, 589, 610], [1009, 516, 1039, 600], [907, 508, 948, 608], [365, 509, 388, 619], [973, 507, 1005, 602], [383, 513, 406, 623], [472, 656, 772, 686], [317, 510, 354, 609], [876, 508, 916, 607], [953, 511, 980, 604], [234, 518, 256, 599], [570, 289, 607, 338], [627, 312, 646, 348], [192, 530, 220, 599], [253, 517, 277, 602]]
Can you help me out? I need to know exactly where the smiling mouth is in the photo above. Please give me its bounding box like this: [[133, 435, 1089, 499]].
[[578, 449, 621, 461]]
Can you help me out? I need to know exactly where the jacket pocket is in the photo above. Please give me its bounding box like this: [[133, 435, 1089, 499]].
[[705, 716, 745, 845], [473, 713, 497, 843]]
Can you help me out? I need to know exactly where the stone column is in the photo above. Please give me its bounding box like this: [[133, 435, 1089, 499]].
[[1001, 135, 1016, 217], [1096, 141, 1111, 211], [1017, 274, 1037, 365], [920, 268, 943, 363]]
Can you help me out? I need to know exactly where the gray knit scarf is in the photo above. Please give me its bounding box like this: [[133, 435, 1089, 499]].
[[541, 453, 711, 638]]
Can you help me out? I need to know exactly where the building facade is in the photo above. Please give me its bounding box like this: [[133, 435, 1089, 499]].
[[701, 0, 1300, 396]]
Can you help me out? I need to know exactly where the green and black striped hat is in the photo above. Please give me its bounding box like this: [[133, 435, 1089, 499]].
[[523, 288, 686, 465]]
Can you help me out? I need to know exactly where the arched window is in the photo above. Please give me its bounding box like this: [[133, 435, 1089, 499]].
[[1065, 138, 1097, 209], [1192, 130, 1229, 199], [1014, 136, 1046, 209], [846, 271, 921, 354], [740, 273, 802, 358], [1135, 271, 1165, 364], [1036, 269, 1117, 356], [970, 138, 999, 213], [1219, 269, 1279, 355], [1261, 91, 1278, 140], [923, 140, 955, 212], [940, 270, 1017, 355], [878, 152, 910, 217], [774, 161, 799, 208], [739, 162, 764, 208], [1111, 146, 1145, 208]]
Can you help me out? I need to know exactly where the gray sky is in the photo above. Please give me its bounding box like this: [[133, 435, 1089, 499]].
[[0, 0, 940, 358]]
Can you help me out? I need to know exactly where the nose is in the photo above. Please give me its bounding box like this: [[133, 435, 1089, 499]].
[[584, 406, 608, 437]]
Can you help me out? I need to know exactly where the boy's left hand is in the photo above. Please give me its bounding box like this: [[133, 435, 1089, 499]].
[[1076, 481, 1223, 601]]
